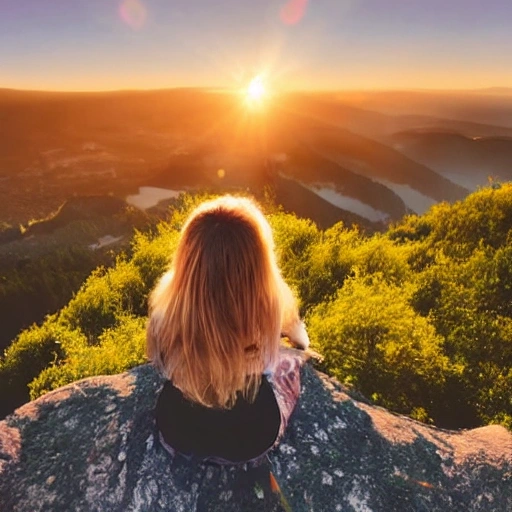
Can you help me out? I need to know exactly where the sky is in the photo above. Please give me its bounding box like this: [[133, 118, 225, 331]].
[[1, 0, 512, 92]]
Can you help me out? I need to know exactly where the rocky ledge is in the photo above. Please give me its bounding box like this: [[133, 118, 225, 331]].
[[0, 364, 511, 511]]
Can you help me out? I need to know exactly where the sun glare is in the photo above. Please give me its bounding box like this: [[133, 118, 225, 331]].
[[246, 75, 266, 104]]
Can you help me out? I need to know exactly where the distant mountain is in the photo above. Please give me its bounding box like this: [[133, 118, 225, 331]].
[[474, 87, 512, 94], [279, 92, 512, 139], [390, 131, 512, 189], [320, 89, 512, 129], [2, 87, 512, 227], [272, 112, 468, 211], [272, 144, 408, 221]]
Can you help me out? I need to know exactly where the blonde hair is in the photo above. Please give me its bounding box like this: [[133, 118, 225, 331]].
[[147, 195, 300, 409]]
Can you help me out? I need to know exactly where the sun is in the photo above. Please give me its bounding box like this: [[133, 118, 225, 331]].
[[246, 75, 266, 104]]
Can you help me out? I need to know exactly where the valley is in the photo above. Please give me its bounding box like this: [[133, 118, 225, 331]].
[[3, 88, 512, 232], [1, 87, 512, 353]]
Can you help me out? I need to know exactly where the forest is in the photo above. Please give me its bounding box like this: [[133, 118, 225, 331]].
[[0, 196, 152, 351], [1, 184, 511, 429]]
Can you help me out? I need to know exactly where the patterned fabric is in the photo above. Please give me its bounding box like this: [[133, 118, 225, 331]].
[[266, 348, 304, 444], [158, 348, 305, 466]]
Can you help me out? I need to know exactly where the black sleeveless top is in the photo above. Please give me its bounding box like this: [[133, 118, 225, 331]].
[[155, 377, 281, 462]]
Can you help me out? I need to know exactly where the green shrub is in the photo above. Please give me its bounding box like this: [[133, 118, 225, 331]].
[[131, 224, 179, 292], [390, 183, 512, 257], [4, 186, 512, 429], [60, 261, 146, 341], [0, 318, 83, 417], [29, 315, 146, 398], [308, 275, 451, 420], [271, 215, 363, 311], [352, 235, 411, 285]]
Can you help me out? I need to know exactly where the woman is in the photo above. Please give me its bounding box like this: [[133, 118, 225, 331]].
[[147, 195, 309, 464]]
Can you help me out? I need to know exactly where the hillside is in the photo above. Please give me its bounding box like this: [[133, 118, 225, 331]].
[[390, 131, 512, 189], [316, 89, 512, 128], [301, 124, 468, 203], [279, 90, 512, 140], [3, 87, 504, 230], [273, 140, 409, 221], [0, 195, 152, 352], [272, 173, 383, 231], [1, 185, 511, 430]]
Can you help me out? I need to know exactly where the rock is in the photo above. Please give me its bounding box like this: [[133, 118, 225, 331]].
[[0, 364, 511, 511]]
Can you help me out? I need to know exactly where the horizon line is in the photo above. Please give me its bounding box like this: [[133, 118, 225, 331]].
[[2, 85, 512, 95]]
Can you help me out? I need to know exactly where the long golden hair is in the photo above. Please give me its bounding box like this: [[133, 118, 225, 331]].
[[147, 195, 300, 408]]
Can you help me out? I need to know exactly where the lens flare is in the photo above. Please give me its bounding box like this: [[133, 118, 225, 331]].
[[119, 0, 147, 30], [280, 0, 308, 26]]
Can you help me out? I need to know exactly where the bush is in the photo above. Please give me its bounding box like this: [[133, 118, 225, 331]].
[[352, 235, 411, 285], [390, 183, 512, 257], [131, 224, 179, 292], [271, 215, 363, 312], [60, 261, 146, 341], [0, 318, 83, 417], [308, 275, 451, 420], [29, 315, 147, 398], [4, 187, 512, 429]]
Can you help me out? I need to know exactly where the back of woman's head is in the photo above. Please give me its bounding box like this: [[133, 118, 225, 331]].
[[147, 195, 289, 408]]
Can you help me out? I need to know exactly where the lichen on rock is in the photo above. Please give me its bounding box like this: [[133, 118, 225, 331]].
[[0, 364, 511, 511]]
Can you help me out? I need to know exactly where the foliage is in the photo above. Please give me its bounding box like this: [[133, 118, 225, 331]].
[[60, 260, 146, 340], [130, 223, 179, 291], [2, 184, 512, 429], [29, 315, 146, 398], [388, 183, 512, 257], [0, 318, 83, 417], [270, 215, 361, 312], [307, 275, 451, 420], [0, 244, 109, 351]]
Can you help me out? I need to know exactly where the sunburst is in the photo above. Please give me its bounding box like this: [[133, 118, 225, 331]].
[[247, 75, 266, 101]]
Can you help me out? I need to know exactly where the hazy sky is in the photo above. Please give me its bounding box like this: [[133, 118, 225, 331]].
[[1, 0, 512, 91]]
